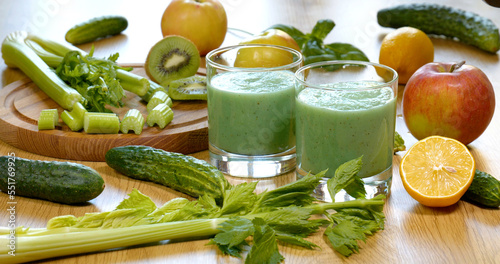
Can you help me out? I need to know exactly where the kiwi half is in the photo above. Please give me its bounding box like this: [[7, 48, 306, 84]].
[[167, 75, 207, 100], [145, 35, 200, 84]]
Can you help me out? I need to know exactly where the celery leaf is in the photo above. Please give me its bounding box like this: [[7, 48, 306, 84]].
[[208, 217, 254, 258], [245, 218, 284, 264], [327, 156, 365, 201]]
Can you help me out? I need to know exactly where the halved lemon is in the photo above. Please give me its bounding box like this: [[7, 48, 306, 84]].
[[399, 136, 475, 207]]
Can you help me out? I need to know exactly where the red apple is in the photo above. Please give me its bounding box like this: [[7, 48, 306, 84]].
[[402, 61, 495, 145], [234, 29, 302, 68], [161, 0, 227, 56]]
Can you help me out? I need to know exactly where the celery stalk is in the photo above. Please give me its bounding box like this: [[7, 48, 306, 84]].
[[1, 31, 82, 110], [147, 90, 172, 112], [0, 218, 226, 264], [27, 34, 155, 97], [38, 109, 58, 130], [146, 103, 174, 129], [141, 81, 168, 102], [120, 109, 145, 134], [61, 102, 87, 131], [83, 112, 120, 134]]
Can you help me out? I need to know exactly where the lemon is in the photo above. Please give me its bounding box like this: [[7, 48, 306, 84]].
[[399, 136, 475, 207], [379, 27, 434, 84]]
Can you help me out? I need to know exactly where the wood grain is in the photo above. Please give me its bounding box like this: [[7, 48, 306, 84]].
[[0, 66, 208, 161]]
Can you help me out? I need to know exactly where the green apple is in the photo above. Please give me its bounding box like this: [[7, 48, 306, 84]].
[[402, 61, 495, 145], [161, 0, 227, 56]]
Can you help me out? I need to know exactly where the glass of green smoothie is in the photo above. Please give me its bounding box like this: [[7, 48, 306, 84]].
[[206, 44, 303, 178], [294, 61, 398, 202]]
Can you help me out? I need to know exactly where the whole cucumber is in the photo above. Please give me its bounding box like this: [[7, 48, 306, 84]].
[[105, 146, 231, 203], [65, 16, 128, 45], [377, 3, 500, 53], [0, 156, 105, 204]]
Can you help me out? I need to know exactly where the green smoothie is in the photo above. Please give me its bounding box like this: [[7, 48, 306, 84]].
[[208, 71, 295, 155], [296, 81, 396, 178]]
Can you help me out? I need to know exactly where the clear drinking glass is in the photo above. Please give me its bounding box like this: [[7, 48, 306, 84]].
[[294, 61, 398, 201], [206, 44, 303, 178]]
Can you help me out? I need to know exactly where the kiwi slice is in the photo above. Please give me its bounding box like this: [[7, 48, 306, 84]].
[[167, 76, 207, 100], [145, 35, 200, 84]]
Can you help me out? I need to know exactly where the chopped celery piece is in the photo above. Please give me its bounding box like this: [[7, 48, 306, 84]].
[[2, 31, 83, 110], [38, 109, 58, 130], [83, 112, 120, 134], [147, 90, 172, 112], [146, 103, 173, 129], [120, 109, 145, 135], [61, 102, 87, 131], [141, 81, 167, 102]]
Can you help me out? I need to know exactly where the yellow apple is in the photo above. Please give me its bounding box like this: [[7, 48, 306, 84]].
[[234, 29, 302, 68], [161, 0, 227, 56]]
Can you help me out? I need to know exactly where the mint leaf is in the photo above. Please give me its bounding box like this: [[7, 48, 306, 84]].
[[245, 218, 284, 264], [208, 217, 254, 258], [266, 24, 308, 47], [327, 156, 365, 201], [325, 43, 369, 61], [310, 19, 335, 40]]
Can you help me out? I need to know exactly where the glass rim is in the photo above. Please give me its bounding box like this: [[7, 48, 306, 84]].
[[294, 60, 399, 91], [205, 43, 304, 72]]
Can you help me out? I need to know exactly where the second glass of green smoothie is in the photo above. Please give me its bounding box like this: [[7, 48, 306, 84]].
[[294, 61, 398, 202], [206, 44, 303, 178]]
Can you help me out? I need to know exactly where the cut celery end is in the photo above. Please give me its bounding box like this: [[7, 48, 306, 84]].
[[141, 81, 167, 102], [83, 112, 120, 134], [147, 90, 171, 112], [146, 103, 174, 129], [118, 69, 149, 97], [61, 102, 87, 131], [120, 109, 145, 135], [38, 109, 59, 130]]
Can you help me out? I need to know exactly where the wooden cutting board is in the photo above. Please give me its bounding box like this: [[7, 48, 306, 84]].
[[0, 65, 208, 161]]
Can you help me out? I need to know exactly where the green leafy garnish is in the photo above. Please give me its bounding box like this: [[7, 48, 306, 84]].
[[327, 156, 366, 202], [1, 158, 386, 263], [269, 19, 369, 66], [56, 46, 130, 112], [394, 131, 406, 153]]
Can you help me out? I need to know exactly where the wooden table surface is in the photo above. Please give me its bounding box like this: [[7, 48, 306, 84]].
[[1, 0, 499, 263]]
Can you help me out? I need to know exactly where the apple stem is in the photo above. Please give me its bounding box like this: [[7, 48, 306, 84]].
[[450, 61, 466, 72]]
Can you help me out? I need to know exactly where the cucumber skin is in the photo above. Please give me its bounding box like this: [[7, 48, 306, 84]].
[[0, 156, 105, 204], [377, 3, 500, 53], [65, 16, 128, 45], [105, 146, 230, 203], [462, 170, 500, 208]]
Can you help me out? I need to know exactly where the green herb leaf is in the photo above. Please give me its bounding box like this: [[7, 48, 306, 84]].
[[327, 156, 366, 201], [245, 218, 284, 264], [268, 19, 369, 68], [253, 170, 326, 211], [394, 131, 406, 153], [276, 233, 319, 249], [208, 217, 254, 258], [310, 19, 335, 40], [219, 182, 258, 216], [56, 49, 127, 112], [324, 220, 366, 257], [265, 24, 308, 47]]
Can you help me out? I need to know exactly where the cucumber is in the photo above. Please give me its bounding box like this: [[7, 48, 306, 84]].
[[461, 170, 500, 208], [0, 156, 105, 204], [105, 146, 230, 203], [377, 3, 500, 53], [65, 16, 128, 45]]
